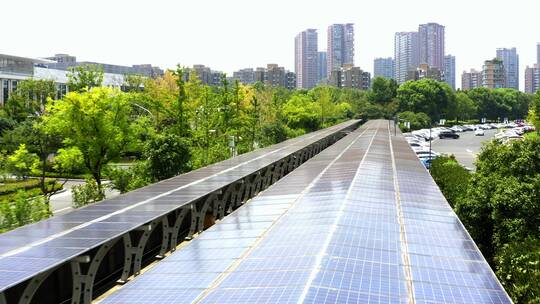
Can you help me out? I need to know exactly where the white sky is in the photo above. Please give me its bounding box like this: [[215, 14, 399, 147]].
[[2, 0, 538, 90]]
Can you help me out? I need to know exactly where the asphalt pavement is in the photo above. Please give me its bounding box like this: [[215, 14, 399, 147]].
[[431, 129, 498, 170]]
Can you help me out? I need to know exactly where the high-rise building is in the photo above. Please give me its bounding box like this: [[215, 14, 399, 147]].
[[537, 43, 540, 65], [418, 23, 445, 70], [317, 52, 327, 82], [295, 29, 318, 89], [254, 67, 267, 83], [525, 64, 540, 94], [482, 58, 506, 89], [496, 48, 519, 89], [328, 64, 370, 90], [444, 55, 456, 90], [327, 24, 354, 77], [265, 64, 288, 88], [232, 68, 255, 84], [394, 32, 419, 84], [461, 69, 482, 90], [373, 57, 394, 80]]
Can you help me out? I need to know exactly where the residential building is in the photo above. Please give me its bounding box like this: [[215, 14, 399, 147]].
[[186, 65, 224, 86], [482, 58, 506, 89], [295, 29, 318, 89], [232, 68, 255, 84], [444, 55, 456, 90], [285, 71, 296, 90], [265, 64, 286, 88], [0, 53, 125, 106], [327, 24, 354, 77], [373, 57, 394, 80], [525, 64, 540, 94], [329, 65, 370, 90], [317, 51, 327, 82], [394, 32, 419, 84], [44, 53, 163, 78], [407, 64, 443, 82], [418, 23, 445, 70], [254, 67, 266, 83], [461, 69, 482, 90], [496, 48, 519, 89]]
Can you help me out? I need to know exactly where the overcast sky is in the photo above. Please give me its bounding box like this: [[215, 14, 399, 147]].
[[2, 0, 538, 89]]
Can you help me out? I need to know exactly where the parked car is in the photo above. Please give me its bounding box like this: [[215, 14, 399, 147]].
[[420, 157, 434, 169], [438, 130, 459, 139], [474, 128, 485, 136], [416, 151, 440, 159]]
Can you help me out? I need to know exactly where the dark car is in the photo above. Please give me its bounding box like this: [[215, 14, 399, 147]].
[[439, 130, 459, 139]]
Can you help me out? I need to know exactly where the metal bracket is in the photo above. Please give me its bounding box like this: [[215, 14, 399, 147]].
[[0, 292, 6, 304], [119, 219, 161, 282], [158, 207, 189, 257], [17, 268, 54, 304], [71, 239, 119, 304], [187, 192, 218, 239]]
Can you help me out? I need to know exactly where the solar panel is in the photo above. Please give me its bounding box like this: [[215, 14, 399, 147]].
[[98, 120, 511, 304], [0, 120, 359, 294]]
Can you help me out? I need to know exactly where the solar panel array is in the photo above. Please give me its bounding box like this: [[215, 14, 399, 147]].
[[100, 119, 511, 304], [0, 119, 359, 293]]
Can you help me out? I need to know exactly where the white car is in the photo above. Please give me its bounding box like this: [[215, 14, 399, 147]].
[[474, 128, 485, 136]]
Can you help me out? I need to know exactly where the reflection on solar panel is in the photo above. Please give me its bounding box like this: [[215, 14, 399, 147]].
[[0, 120, 360, 303], [99, 120, 511, 304]]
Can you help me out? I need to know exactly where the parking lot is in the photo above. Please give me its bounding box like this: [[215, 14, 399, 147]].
[[431, 129, 498, 170]]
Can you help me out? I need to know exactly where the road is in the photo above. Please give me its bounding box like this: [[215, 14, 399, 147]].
[[431, 129, 498, 170], [49, 180, 119, 215]]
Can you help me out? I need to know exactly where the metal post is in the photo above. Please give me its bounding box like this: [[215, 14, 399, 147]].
[[429, 122, 432, 170]]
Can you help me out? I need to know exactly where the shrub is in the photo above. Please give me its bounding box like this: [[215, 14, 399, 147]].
[[430, 156, 471, 208], [0, 191, 50, 233], [72, 178, 105, 208]]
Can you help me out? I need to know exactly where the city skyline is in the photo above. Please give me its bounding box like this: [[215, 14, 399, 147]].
[[1, 0, 539, 90]]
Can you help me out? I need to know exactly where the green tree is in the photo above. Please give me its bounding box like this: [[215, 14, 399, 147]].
[[2, 79, 56, 122], [495, 237, 540, 304], [282, 94, 320, 132], [455, 91, 477, 122], [397, 79, 456, 122], [67, 64, 104, 92], [43, 87, 134, 192], [6, 144, 39, 180], [397, 111, 431, 131], [369, 77, 397, 104], [144, 133, 191, 181], [528, 91, 540, 131]]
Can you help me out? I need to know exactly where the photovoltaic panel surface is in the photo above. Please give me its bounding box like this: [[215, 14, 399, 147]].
[[99, 120, 511, 304], [0, 120, 359, 292]]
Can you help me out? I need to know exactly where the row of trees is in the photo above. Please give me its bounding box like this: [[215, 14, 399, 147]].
[[366, 78, 532, 128], [1, 66, 385, 204]]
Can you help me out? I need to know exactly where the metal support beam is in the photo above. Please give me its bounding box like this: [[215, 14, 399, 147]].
[[72, 239, 119, 304], [0, 292, 6, 304], [17, 268, 54, 304], [119, 220, 160, 282], [158, 207, 189, 257]]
